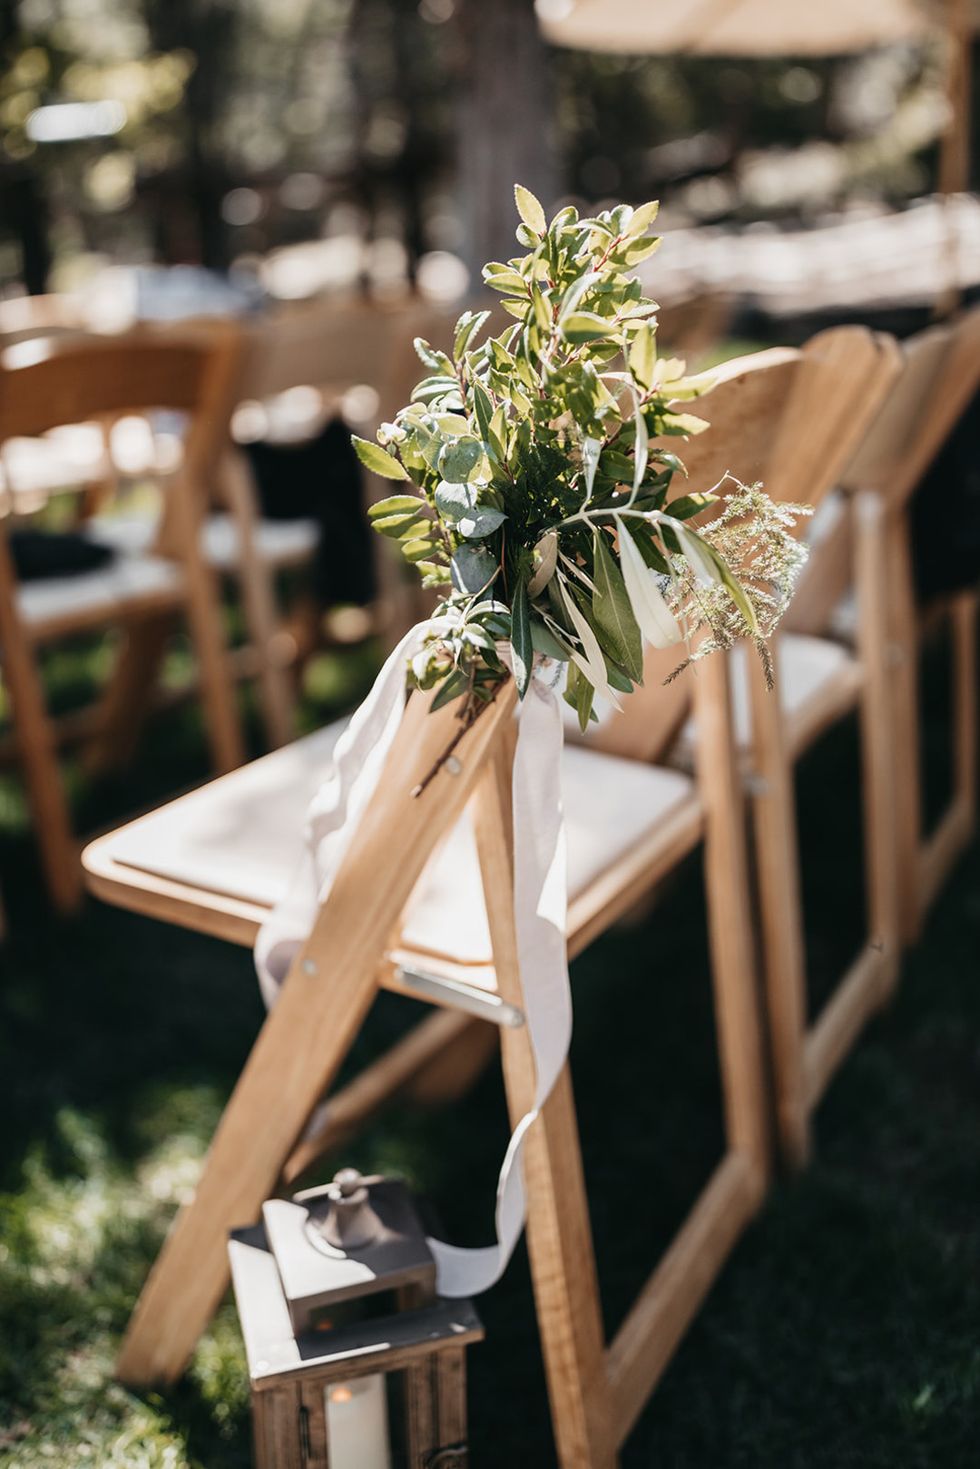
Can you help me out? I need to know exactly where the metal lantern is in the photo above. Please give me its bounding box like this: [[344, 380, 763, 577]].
[[229, 1168, 483, 1469]]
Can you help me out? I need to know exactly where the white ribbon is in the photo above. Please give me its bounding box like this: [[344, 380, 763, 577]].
[[254, 624, 572, 1298]]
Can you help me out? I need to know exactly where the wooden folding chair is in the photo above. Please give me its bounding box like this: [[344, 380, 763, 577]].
[[84, 629, 767, 1466], [589, 329, 905, 1171], [140, 300, 433, 750], [0, 328, 245, 911], [832, 305, 980, 945]]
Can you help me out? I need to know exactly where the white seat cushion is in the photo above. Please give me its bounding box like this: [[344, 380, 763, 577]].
[[88, 511, 319, 571], [674, 633, 855, 759], [16, 552, 183, 629], [104, 718, 695, 966], [202, 513, 320, 570]]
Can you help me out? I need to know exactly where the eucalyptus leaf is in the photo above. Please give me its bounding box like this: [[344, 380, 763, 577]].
[[459, 506, 507, 539], [439, 437, 484, 482], [434, 479, 476, 521], [451, 544, 498, 594]]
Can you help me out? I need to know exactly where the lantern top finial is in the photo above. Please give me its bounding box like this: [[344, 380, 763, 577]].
[[261, 1172, 437, 1333]]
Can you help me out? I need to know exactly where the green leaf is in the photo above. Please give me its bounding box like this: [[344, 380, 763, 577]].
[[483, 269, 527, 295], [352, 435, 409, 480], [430, 668, 471, 711], [417, 560, 451, 586], [459, 506, 507, 540], [628, 322, 656, 391], [434, 479, 476, 521], [561, 312, 613, 344], [402, 537, 441, 562], [592, 529, 643, 681], [451, 544, 497, 594], [514, 183, 546, 234], [575, 667, 595, 733], [471, 380, 494, 444], [619, 236, 662, 266], [372, 511, 429, 539], [368, 494, 422, 521], [665, 492, 718, 521], [659, 412, 710, 437], [510, 575, 533, 697], [414, 337, 453, 373], [438, 437, 484, 482], [625, 199, 660, 238], [454, 309, 490, 358], [531, 618, 570, 660]]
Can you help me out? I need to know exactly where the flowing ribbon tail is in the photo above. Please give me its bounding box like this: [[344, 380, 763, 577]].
[[429, 674, 570, 1297], [254, 621, 430, 1001], [253, 628, 572, 1301]]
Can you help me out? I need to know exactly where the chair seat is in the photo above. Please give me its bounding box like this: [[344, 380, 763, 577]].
[[564, 632, 859, 761], [16, 551, 184, 632], [88, 511, 319, 571], [673, 633, 858, 762], [101, 718, 695, 967]]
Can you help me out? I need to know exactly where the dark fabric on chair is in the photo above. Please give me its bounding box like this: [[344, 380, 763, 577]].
[[244, 418, 376, 607], [911, 390, 980, 604], [9, 529, 114, 582]]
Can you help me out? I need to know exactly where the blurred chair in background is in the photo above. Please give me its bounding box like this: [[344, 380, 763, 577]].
[[835, 304, 980, 944], [0, 327, 244, 911], [594, 328, 903, 1168]]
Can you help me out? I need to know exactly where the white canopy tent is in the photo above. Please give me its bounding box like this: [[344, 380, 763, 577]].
[[537, 0, 975, 304], [535, 0, 933, 58]]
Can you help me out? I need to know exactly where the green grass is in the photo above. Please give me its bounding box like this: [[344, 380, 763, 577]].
[[0, 630, 978, 1467]]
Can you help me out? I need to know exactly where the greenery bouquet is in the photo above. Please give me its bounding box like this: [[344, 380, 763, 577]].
[[354, 186, 808, 728]]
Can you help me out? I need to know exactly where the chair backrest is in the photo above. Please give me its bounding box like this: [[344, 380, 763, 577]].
[[235, 300, 408, 416], [0, 326, 241, 552], [657, 292, 733, 360], [0, 326, 240, 446], [842, 303, 980, 508], [595, 326, 901, 762], [788, 306, 980, 634], [0, 293, 89, 347]]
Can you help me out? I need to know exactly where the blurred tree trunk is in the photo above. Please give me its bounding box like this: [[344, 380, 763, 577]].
[[455, 0, 556, 279], [144, 0, 235, 269], [3, 171, 52, 294]]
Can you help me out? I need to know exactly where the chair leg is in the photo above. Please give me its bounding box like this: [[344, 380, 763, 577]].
[[115, 684, 515, 1387], [115, 945, 384, 1387], [0, 639, 81, 913], [694, 651, 769, 1190], [887, 515, 923, 945], [217, 452, 296, 749], [854, 494, 900, 999], [951, 589, 977, 839], [745, 644, 810, 1171], [473, 753, 616, 1469], [179, 544, 246, 774], [84, 612, 174, 776]]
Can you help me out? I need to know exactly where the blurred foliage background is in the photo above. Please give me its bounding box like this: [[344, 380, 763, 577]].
[[1, 0, 977, 299]]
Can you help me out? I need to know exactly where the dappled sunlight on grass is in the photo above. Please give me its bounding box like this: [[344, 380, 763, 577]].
[[0, 637, 978, 1465]]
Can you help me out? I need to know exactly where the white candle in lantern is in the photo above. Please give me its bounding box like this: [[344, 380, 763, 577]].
[[324, 1374, 392, 1469]]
